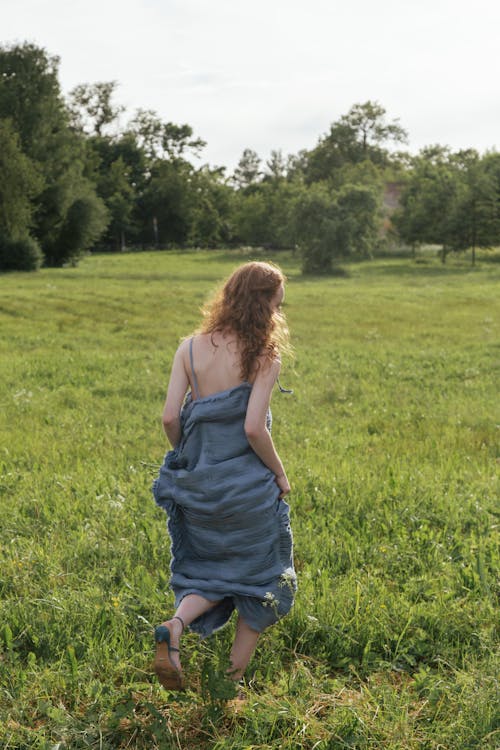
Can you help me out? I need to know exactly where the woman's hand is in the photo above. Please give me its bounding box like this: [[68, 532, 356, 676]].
[[275, 472, 291, 499]]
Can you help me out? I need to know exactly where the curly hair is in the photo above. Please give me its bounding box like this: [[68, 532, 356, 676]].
[[198, 261, 291, 380]]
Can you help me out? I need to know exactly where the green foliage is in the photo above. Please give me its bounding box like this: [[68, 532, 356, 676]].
[[393, 147, 500, 262], [1, 39, 498, 267], [127, 108, 206, 162], [0, 119, 43, 241], [295, 182, 381, 272], [0, 42, 66, 159], [140, 159, 195, 245], [68, 81, 125, 136], [265, 148, 288, 180], [83, 133, 147, 250], [294, 181, 339, 272], [229, 104, 406, 260], [335, 183, 380, 257], [448, 150, 500, 259], [338, 100, 408, 156], [233, 188, 270, 245], [0, 234, 43, 271], [0, 42, 110, 266], [188, 167, 233, 248], [264, 179, 305, 249], [101, 158, 135, 248], [305, 101, 408, 182], [45, 190, 109, 266], [232, 148, 262, 189], [332, 158, 385, 192]]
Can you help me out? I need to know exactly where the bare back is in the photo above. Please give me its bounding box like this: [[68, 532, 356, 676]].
[[188, 332, 251, 399]]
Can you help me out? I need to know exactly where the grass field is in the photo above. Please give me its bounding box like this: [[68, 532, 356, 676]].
[[0, 249, 499, 749]]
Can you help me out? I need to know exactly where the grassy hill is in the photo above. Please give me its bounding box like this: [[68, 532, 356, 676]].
[[1, 250, 498, 749]]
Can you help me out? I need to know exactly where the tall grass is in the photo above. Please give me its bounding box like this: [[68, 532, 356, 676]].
[[1, 249, 498, 749]]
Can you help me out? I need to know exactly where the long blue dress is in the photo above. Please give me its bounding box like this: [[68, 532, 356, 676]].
[[152, 341, 296, 637]]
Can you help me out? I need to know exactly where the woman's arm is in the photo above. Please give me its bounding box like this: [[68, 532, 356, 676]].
[[244, 358, 291, 498], [162, 341, 190, 448]]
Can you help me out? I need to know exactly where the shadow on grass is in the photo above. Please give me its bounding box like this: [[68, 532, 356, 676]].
[[358, 261, 485, 279], [78, 248, 499, 286], [299, 259, 499, 284]]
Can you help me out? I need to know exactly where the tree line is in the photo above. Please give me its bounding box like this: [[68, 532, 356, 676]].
[[1, 42, 499, 273]]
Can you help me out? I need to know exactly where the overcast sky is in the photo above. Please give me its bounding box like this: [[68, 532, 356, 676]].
[[3, 0, 499, 171]]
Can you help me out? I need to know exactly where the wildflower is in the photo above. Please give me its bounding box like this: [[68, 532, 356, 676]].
[[279, 567, 297, 590], [262, 591, 277, 608]]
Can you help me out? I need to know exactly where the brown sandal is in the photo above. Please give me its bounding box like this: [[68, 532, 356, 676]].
[[153, 616, 185, 690]]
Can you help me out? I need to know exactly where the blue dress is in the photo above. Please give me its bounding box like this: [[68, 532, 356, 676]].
[[152, 340, 296, 637]]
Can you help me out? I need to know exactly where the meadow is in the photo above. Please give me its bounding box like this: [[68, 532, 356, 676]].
[[0, 249, 498, 749]]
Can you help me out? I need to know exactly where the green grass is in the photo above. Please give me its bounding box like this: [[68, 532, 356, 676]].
[[1, 249, 499, 749]]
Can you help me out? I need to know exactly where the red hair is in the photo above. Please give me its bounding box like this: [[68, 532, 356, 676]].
[[198, 261, 290, 380]]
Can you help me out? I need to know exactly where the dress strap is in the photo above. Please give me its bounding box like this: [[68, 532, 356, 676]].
[[189, 337, 201, 399], [277, 378, 293, 394]]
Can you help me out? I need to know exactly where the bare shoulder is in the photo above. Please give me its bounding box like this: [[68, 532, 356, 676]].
[[253, 354, 281, 383], [176, 337, 192, 358], [171, 337, 194, 373], [189, 331, 219, 350]]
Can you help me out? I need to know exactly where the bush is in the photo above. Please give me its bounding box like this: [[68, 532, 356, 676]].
[[0, 235, 44, 271], [297, 183, 381, 273], [43, 190, 109, 267], [293, 183, 339, 273]]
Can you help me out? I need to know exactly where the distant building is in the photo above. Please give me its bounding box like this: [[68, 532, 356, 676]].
[[382, 181, 404, 234], [383, 181, 404, 213]]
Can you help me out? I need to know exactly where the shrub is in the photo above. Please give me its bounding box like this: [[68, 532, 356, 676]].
[[43, 192, 109, 267], [0, 235, 44, 271], [295, 182, 381, 273]]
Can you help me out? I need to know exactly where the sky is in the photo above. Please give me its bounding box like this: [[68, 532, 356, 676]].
[[3, 0, 500, 171]]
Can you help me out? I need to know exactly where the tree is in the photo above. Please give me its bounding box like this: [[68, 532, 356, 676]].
[[294, 181, 381, 273], [188, 166, 233, 248], [0, 119, 44, 270], [447, 151, 500, 264], [293, 182, 340, 272], [232, 178, 304, 249], [85, 134, 147, 250], [0, 42, 109, 265], [305, 101, 408, 182], [68, 81, 125, 136], [45, 188, 109, 266], [285, 150, 309, 181], [0, 43, 66, 161], [264, 149, 287, 181], [161, 122, 206, 161], [393, 147, 455, 260], [124, 110, 209, 247], [96, 157, 135, 250], [127, 109, 205, 162], [0, 119, 42, 240], [393, 147, 500, 263], [335, 184, 380, 258], [0, 236, 43, 272], [232, 149, 262, 190], [337, 101, 408, 157], [233, 189, 270, 246], [126, 109, 163, 160], [138, 160, 194, 246], [481, 152, 500, 248]]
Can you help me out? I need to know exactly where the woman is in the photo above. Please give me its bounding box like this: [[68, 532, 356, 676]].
[[152, 260, 296, 691]]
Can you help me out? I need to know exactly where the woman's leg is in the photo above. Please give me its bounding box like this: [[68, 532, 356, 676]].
[[160, 594, 220, 672], [228, 615, 260, 681]]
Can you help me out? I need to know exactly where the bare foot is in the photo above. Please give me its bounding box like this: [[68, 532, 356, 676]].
[[226, 681, 247, 712]]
